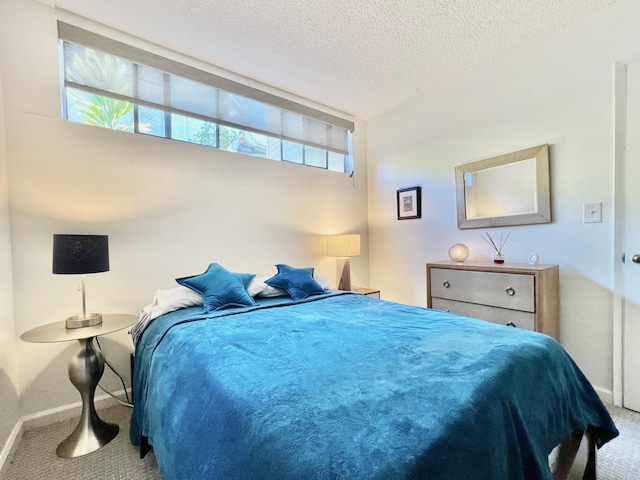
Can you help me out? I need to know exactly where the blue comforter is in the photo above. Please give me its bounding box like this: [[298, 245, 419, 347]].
[[130, 292, 617, 480]]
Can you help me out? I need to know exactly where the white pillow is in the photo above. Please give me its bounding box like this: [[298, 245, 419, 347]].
[[130, 286, 203, 344], [315, 274, 330, 290], [155, 285, 203, 310], [248, 274, 330, 298], [247, 276, 286, 297]]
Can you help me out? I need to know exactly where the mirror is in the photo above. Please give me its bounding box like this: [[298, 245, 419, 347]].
[[455, 144, 551, 229]]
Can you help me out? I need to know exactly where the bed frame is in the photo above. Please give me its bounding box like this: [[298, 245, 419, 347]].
[[552, 427, 597, 480]]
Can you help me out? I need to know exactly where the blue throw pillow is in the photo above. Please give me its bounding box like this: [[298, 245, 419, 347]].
[[265, 264, 325, 301], [176, 263, 256, 313]]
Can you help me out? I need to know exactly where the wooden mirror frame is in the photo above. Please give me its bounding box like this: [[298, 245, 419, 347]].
[[455, 144, 551, 229]]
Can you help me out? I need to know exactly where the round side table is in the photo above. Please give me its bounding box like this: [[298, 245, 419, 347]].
[[21, 313, 137, 458]]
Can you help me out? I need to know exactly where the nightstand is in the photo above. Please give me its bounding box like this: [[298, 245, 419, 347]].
[[352, 286, 381, 299], [21, 313, 137, 458]]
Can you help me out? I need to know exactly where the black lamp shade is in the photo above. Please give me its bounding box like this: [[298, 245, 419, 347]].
[[53, 234, 109, 274]]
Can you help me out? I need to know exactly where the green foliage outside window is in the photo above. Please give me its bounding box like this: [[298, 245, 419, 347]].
[[68, 91, 134, 131], [191, 122, 217, 147], [66, 46, 134, 131]]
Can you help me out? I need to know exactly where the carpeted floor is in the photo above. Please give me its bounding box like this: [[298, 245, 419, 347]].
[[592, 405, 640, 480], [3, 404, 639, 479], [2, 405, 161, 480]]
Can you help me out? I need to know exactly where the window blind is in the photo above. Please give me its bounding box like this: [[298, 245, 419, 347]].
[[58, 22, 355, 155]]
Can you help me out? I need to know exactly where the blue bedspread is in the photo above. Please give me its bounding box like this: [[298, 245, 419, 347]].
[[130, 292, 617, 480]]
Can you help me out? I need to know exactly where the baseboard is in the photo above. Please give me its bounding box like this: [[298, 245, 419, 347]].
[[22, 388, 132, 430], [0, 387, 132, 475], [0, 418, 24, 478], [594, 385, 613, 405]]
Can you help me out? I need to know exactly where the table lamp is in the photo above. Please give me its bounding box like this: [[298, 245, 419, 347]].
[[327, 234, 360, 291], [53, 234, 109, 329], [448, 243, 470, 263]]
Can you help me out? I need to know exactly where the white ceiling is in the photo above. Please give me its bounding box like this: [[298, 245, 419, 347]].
[[50, 0, 615, 120]]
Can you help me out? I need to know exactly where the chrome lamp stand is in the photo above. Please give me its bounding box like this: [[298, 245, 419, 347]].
[[56, 337, 119, 458]]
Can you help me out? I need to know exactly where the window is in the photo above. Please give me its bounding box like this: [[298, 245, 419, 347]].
[[58, 22, 354, 173]]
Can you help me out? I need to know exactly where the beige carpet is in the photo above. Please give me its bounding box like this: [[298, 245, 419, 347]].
[[2, 405, 161, 480], [3, 404, 639, 479], [594, 405, 640, 480]]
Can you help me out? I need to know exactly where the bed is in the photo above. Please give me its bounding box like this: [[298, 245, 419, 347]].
[[130, 265, 618, 480]]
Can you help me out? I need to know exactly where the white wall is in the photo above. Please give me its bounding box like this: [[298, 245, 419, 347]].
[[367, 0, 640, 397], [0, 69, 20, 459], [0, 0, 369, 420]]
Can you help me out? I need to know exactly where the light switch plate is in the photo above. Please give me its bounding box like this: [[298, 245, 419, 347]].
[[583, 202, 602, 223]]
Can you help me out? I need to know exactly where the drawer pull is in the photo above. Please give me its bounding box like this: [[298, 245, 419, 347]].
[[506, 321, 516, 328], [506, 287, 515, 296], [443, 281, 450, 288]]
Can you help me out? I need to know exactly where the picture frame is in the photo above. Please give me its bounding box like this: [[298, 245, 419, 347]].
[[397, 186, 421, 220]]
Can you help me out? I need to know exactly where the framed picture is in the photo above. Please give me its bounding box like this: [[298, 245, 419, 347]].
[[397, 186, 421, 220]]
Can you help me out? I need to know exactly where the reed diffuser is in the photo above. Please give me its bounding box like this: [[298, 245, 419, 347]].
[[481, 231, 510, 264]]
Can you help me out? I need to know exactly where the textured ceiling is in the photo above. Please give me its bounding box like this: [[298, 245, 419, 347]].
[[51, 0, 615, 120]]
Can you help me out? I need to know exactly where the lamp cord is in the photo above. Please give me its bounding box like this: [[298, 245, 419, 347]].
[[95, 338, 133, 408]]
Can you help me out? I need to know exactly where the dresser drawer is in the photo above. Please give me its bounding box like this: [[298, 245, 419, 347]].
[[430, 268, 535, 312], [426, 262, 559, 340], [431, 298, 536, 331]]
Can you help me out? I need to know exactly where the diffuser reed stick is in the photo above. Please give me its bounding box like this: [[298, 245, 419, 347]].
[[481, 231, 510, 264]]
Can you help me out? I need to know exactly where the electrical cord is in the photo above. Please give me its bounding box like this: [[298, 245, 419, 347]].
[[98, 384, 133, 408], [95, 337, 134, 408]]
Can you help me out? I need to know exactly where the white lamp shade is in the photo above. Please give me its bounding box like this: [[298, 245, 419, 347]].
[[327, 234, 361, 257]]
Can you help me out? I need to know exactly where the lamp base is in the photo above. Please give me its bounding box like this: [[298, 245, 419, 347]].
[[336, 257, 352, 291], [65, 313, 102, 329]]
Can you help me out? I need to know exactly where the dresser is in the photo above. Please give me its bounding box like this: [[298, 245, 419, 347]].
[[426, 261, 559, 340]]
